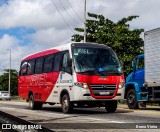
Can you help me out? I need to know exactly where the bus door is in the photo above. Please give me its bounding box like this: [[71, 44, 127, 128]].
[[55, 52, 73, 99]]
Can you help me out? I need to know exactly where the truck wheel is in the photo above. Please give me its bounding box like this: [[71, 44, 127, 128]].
[[126, 89, 139, 109], [105, 100, 117, 113], [61, 94, 73, 113], [29, 94, 42, 110]]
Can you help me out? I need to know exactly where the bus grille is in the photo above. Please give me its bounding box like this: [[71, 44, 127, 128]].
[[90, 84, 117, 96]]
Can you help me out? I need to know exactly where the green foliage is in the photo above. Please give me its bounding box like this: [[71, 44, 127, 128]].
[[0, 69, 18, 95], [72, 13, 144, 76]]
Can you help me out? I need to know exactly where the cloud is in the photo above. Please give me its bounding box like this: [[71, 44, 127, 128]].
[[0, 34, 17, 49], [0, 0, 160, 30], [0, 34, 18, 71], [27, 27, 75, 48], [0, 0, 53, 29], [0, 34, 39, 72], [0, 0, 160, 72], [86, 0, 160, 30], [0, 0, 82, 30]]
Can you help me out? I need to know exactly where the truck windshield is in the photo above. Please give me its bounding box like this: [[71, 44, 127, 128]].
[[73, 47, 123, 75]]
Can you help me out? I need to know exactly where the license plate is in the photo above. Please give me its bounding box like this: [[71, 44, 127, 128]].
[[99, 91, 110, 95]]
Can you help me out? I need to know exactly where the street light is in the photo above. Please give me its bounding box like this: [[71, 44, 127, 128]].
[[84, 0, 87, 42], [6, 49, 11, 96]]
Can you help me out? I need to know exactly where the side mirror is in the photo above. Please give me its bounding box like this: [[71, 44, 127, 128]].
[[131, 61, 134, 68], [132, 60, 136, 72], [120, 61, 124, 70]]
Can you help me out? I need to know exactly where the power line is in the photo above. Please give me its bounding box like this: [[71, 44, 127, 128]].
[[51, 0, 74, 33], [66, 0, 83, 22], [59, 0, 80, 24]]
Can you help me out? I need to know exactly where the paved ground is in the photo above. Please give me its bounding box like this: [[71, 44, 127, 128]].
[[0, 100, 160, 132]]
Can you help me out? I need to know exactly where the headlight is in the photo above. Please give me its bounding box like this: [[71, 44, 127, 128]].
[[74, 82, 88, 89], [119, 75, 125, 89], [118, 83, 124, 89], [83, 84, 88, 89]]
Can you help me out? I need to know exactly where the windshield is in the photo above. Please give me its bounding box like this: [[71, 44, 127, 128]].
[[73, 47, 123, 75]]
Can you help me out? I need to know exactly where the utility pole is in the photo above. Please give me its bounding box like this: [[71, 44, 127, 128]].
[[84, 0, 87, 42], [7, 49, 11, 96]]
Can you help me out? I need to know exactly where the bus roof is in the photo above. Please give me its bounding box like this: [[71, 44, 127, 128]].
[[22, 43, 72, 61], [22, 42, 110, 61]]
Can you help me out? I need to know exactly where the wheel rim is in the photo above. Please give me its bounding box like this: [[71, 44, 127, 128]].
[[128, 93, 135, 104], [29, 96, 33, 109], [62, 98, 68, 111]]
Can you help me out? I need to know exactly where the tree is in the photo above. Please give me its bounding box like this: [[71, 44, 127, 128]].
[[72, 13, 144, 75], [0, 69, 18, 95]]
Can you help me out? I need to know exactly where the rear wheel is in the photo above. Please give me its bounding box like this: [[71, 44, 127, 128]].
[[29, 94, 42, 110], [126, 89, 139, 109], [61, 94, 73, 113], [105, 100, 117, 113]]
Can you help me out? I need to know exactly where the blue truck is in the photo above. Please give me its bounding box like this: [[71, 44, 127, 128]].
[[125, 28, 160, 109]]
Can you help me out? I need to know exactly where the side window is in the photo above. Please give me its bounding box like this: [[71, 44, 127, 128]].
[[20, 61, 28, 76], [62, 52, 72, 74], [53, 54, 63, 72], [44, 54, 54, 73], [136, 58, 144, 70], [27, 59, 35, 75], [35, 57, 44, 74]]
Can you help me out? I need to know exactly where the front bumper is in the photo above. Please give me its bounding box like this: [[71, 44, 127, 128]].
[[72, 87, 124, 101]]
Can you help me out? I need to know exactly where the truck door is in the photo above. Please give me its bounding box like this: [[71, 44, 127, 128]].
[[134, 57, 144, 88]]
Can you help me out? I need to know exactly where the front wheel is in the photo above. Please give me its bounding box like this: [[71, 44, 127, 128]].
[[29, 94, 42, 110], [105, 100, 117, 113], [61, 94, 73, 114], [126, 89, 139, 109]]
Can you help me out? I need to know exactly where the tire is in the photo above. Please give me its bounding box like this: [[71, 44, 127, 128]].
[[61, 94, 73, 114], [126, 89, 139, 109], [29, 94, 42, 110], [105, 100, 117, 113]]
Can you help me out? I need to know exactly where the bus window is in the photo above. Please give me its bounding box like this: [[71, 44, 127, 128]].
[[43, 54, 54, 73], [27, 59, 35, 75], [35, 57, 44, 74], [20, 61, 28, 76], [53, 54, 63, 72], [61, 52, 72, 74]]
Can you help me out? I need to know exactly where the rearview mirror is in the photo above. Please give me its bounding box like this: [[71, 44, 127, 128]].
[[132, 60, 136, 72], [131, 61, 134, 68]]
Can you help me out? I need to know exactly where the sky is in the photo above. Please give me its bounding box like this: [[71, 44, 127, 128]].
[[0, 0, 160, 73]]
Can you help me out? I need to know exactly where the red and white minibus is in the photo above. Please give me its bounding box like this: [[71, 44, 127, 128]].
[[18, 43, 124, 113]]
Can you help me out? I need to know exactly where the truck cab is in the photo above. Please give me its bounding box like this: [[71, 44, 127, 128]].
[[125, 54, 148, 109]]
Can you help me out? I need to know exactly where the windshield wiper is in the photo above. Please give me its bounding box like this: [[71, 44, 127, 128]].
[[78, 70, 105, 76], [97, 71, 105, 76], [77, 70, 96, 74], [102, 71, 123, 75]]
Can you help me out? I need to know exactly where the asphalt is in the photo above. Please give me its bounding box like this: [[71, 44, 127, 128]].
[[0, 100, 160, 132]]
